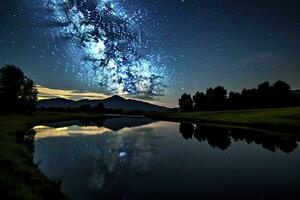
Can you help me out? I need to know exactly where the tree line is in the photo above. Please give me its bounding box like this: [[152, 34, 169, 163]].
[[179, 81, 300, 111]]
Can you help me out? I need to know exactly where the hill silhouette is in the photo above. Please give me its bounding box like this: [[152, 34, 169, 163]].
[[37, 95, 168, 112]]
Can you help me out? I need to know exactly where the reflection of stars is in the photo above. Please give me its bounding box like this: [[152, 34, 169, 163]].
[[119, 151, 126, 158]]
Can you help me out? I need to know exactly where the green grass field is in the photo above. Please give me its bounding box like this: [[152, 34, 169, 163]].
[[147, 107, 300, 134], [0, 112, 104, 200]]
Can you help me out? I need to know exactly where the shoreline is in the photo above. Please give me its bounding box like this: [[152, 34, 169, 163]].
[[146, 106, 300, 135], [0, 112, 105, 200], [1, 107, 300, 199]]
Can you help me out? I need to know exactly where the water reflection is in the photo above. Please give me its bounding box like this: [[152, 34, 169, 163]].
[[179, 122, 298, 153], [34, 118, 163, 200], [33, 125, 112, 139], [39, 117, 155, 131], [33, 118, 300, 200]]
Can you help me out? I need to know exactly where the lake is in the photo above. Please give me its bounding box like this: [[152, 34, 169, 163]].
[[33, 117, 300, 200]]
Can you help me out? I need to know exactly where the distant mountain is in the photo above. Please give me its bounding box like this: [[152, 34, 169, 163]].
[[37, 95, 169, 112]]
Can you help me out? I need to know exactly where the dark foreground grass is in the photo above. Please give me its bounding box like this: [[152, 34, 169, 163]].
[[147, 107, 300, 136], [0, 112, 104, 200]]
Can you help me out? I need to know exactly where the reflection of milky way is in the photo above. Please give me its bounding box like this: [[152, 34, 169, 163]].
[[39, 0, 170, 95]]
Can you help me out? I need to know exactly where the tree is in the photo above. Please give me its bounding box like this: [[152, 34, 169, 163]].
[[271, 81, 291, 106], [257, 81, 270, 92], [255, 81, 271, 107], [193, 92, 206, 111], [0, 65, 38, 112], [241, 88, 257, 107], [178, 93, 193, 112], [205, 86, 227, 110], [272, 81, 290, 95], [228, 91, 242, 109]]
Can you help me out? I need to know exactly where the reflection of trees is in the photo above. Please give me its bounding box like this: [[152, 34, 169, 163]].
[[179, 123, 298, 153], [179, 123, 194, 140], [194, 126, 231, 150], [230, 130, 298, 153]]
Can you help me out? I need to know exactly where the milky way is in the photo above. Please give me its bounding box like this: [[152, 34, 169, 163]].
[[36, 0, 170, 95]]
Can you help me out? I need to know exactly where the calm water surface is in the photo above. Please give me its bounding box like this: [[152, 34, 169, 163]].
[[33, 117, 300, 200]]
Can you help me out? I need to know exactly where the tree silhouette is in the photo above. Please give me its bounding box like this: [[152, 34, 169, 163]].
[[228, 91, 242, 109], [205, 86, 227, 110], [271, 81, 291, 106], [256, 81, 271, 107], [179, 80, 296, 111], [193, 92, 206, 111], [178, 93, 193, 112], [0, 65, 38, 112]]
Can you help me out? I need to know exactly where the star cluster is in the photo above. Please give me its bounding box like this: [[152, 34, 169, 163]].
[[38, 0, 170, 95]]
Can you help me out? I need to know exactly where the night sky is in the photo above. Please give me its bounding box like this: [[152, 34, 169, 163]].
[[0, 0, 299, 107]]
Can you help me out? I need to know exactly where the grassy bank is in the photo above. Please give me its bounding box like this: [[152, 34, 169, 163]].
[[0, 112, 104, 200], [147, 107, 300, 134]]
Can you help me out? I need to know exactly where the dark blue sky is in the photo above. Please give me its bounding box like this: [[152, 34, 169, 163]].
[[0, 0, 299, 106]]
